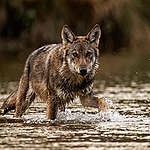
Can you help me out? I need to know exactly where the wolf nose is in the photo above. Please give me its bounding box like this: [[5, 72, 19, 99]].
[[80, 67, 87, 76]]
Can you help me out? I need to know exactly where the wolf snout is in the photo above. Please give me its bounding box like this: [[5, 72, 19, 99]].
[[80, 67, 87, 76]]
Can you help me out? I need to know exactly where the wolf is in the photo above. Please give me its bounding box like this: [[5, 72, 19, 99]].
[[2, 24, 107, 120]]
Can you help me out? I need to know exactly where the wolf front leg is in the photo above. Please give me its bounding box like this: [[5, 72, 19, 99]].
[[80, 95, 108, 112], [47, 94, 58, 120]]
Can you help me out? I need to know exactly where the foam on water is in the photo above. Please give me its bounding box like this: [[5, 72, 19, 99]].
[[23, 110, 126, 124], [57, 109, 126, 123], [2, 97, 148, 125], [23, 98, 128, 124], [3, 96, 146, 124]]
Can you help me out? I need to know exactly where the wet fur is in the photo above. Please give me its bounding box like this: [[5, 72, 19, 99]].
[[2, 24, 103, 120]]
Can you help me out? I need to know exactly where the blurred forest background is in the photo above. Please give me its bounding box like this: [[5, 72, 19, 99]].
[[0, 0, 150, 83]]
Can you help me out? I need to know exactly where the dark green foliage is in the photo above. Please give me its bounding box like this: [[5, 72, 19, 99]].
[[133, 0, 150, 25], [0, 0, 150, 55]]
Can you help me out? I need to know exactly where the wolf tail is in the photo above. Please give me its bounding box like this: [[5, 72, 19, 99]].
[[1, 89, 17, 115], [1, 88, 36, 116]]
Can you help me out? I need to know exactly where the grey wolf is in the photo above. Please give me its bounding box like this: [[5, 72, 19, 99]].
[[2, 24, 107, 120]]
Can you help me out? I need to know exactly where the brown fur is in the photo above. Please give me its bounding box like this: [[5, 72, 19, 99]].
[[2, 24, 107, 120]]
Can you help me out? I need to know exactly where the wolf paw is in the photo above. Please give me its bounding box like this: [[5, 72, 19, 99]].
[[97, 98, 108, 112]]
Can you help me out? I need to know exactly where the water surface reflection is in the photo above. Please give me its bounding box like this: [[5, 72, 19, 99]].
[[0, 55, 150, 149]]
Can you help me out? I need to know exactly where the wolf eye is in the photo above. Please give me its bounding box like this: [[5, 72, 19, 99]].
[[86, 51, 92, 57], [72, 52, 78, 57]]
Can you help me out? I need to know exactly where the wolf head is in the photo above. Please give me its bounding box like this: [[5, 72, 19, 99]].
[[61, 24, 101, 77]]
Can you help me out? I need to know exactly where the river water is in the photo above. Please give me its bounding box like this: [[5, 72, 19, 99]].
[[0, 55, 150, 150]]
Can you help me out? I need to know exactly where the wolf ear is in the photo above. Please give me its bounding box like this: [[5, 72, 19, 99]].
[[87, 24, 101, 47], [61, 25, 76, 45]]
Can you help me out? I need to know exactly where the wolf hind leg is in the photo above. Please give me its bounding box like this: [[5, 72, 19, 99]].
[[14, 75, 28, 117], [19, 91, 36, 115], [14, 57, 33, 117], [15, 89, 36, 117]]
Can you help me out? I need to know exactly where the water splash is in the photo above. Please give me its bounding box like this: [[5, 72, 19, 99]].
[[23, 98, 126, 124], [23, 109, 126, 124], [57, 109, 126, 123]]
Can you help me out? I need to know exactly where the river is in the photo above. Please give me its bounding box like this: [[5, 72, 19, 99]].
[[0, 54, 150, 149]]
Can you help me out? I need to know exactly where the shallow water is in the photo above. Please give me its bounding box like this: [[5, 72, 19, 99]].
[[0, 80, 150, 150], [0, 54, 150, 149]]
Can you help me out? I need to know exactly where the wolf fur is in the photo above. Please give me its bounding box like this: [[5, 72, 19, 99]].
[[2, 24, 107, 120]]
